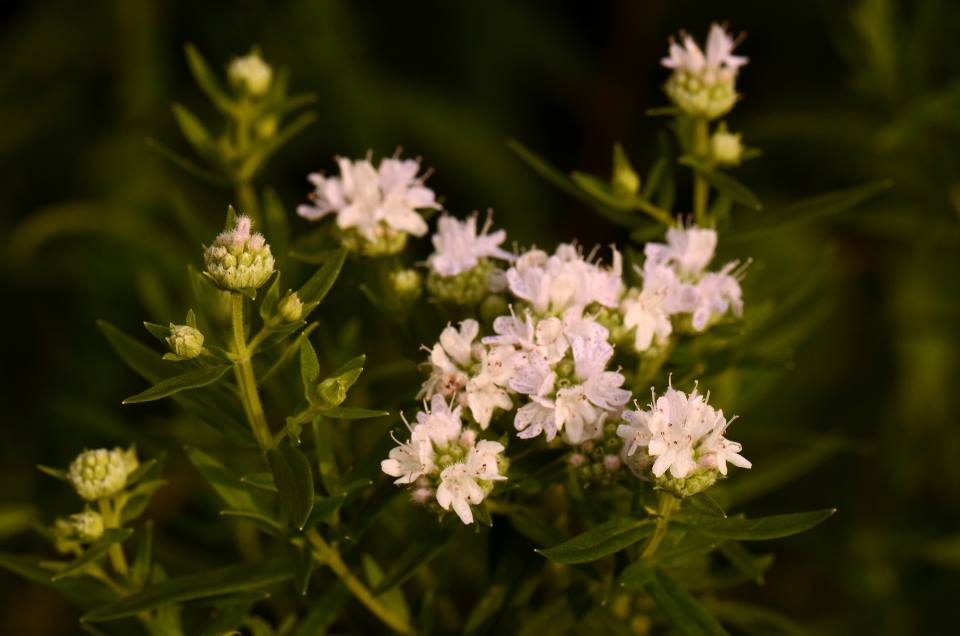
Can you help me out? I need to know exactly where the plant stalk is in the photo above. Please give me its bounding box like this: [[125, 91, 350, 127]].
[[641, 493, 678, 560], [231, 293, 273, 451], [693, 117, 710, 226], [306, 529, 416, 635], [98, 498, 129, 577]]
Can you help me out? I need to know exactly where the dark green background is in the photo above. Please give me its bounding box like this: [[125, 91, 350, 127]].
[[2, 0, 958, 633]]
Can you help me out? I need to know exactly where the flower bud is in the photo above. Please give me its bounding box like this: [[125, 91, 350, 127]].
[[390, 268, 422, 301], [68, 447, 137, 501], [59, 510, 104, 543], [611, 143, 640, 195], [426, 260, 498, 306], [711, 127, 744, 166], [228, 51, 272, 97], [654, 469, 718, 498], [278, 291, 304, 322], [204, 215, 275, 291], [166, 324, 204, 359], [336, 226, 408, 257], [665, 70, 737, 120]]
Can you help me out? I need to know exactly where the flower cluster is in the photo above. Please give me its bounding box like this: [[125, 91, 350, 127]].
[[662, 23, 747, 119], [618, 384, 750, 497], [426, 213, 513, 305], [298, 154, 439, 256], [68, 447, 139, 502], [381, 395, 506, 524], [619, 225, 745, 355], [203, 215, 275, 291]]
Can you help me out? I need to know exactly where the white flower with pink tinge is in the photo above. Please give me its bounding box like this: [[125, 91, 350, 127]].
[[428, 213, 514, 277], [617, 384, 750, 480], [661, 23, 748, 84], [297, 154, 439, 242]]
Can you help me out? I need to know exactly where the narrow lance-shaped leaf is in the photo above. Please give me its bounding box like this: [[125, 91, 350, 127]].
[[171, 104, 217, 163], [298, 247, 347, 314], [321, 406, 389, 420], [183, 43, 235, 115], [536, 518, 654, 565], [184, 446, 268, 514], [268, 443, 315, 530], [82, 559, 294, 622], [681, 509, 836, 541], [122, 365, 230, 404], [621, 562, 731, 636], [300, 338, 321, 399]]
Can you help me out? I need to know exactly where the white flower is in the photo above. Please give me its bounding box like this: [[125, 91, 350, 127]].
[[661, 23, 748, 82], [411, 395, 463, 448], [204, 215, 275, 291], [467, 440, 507, 481], [228, 51, 273, 96], [436, 463, 485, 524], [689, 263, 744, 331], [620, 265, 679, 352], [505, 244, 622, 315], [428, 213, 513, 276], [617, 384, 750, 481], [380, 438, 433, 485], [644, 226, 717, 280], [420, 320, 513, 428], [297, 155, 439, 242]]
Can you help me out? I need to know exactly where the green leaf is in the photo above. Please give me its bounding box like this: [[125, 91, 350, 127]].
[[536, 518, 654, 565], [184, 43, 235, 115], [298, 247, 347, 314], [707, 600, 810, 636], [37, 465, 68, 481], [145, 137, 228, 185], [131, 521, 153, 586], [268, 443, 315, 530], [718, 542, 773, 585], [729, 180, 891, 241], [240, 472, 277, 493], [311, 418, 340, 495], [219, 509, 283, 533], [259, 323, 319, 385], [82, 559, 293, 622], [294, 582, 349, 636], [622, 563, 730, 636], [320, 406, 389, 420], [263, 189, 290, 271], [121, 480, 167, 524], [678, 156, 761, 211], [362, 554, 412, 628], [184, 446, 268, 514], [682, 509, 836, 541], [172, 103, 216, 163], [300, 339, 321, 397], [239, 112, 318, 180], [123, 365, 230, 404], [52, 528, 133, 581]]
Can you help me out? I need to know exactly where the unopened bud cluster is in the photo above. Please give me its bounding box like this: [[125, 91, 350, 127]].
[[68, 447, 139, 501], [204, 215, 275, 291]]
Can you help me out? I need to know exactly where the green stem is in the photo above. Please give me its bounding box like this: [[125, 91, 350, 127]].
[[306, 529, 416, 635], [693, 118, 710, 226], [231, 293, 273, 451], [98, 499, 129, 577], [641, 493, 678, 560]]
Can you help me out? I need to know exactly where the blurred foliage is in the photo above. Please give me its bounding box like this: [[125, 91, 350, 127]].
[[0, 0, 958, 634]]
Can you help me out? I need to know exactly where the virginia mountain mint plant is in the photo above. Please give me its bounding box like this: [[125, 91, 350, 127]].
[[6, 24, 853, 635]]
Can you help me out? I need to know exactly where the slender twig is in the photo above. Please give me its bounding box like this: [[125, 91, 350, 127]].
[[231, 293, 273, 450], [641, 493, 678, 560], [693, 118, 710, 226], [306, 529, 416, 635]]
